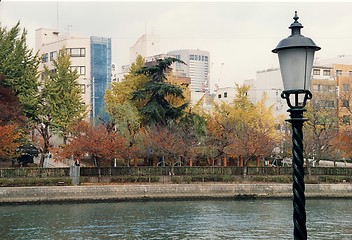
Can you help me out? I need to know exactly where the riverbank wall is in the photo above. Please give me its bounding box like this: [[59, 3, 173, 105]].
[[1, 183, 352, 204]]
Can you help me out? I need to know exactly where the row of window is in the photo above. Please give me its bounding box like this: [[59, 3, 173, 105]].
[[313, 84, 351, 92], [314, 100, 335, 108], [189, 55, 208, 62], [312, 84, 336, 92], [218, 92, 228, 99], [313, 69, 331, 76], [66, 48, 86, 57], [42, 48, 86, 63], [313, 68, 352, 77]]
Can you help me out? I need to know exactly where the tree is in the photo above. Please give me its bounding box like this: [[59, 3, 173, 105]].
[[32, 47, 86, 166], [177, 111, 207, 166], [225, 86, 279, 167], [304, 101, 339, 165], [42, 47, 86, 141], [0, 74, 25, 125], [105, 56, 147, 165], [0, 22, 40, 120], [105, 55, 148, 108], [56, 121, 128, 168], [138, 124, 187, 168], [0, 22, 39, 162], [334, 128, 352, 160], [132, 57, 188, 126], [205, 84, 279, 168], [0, 124, 22, 161], [107, 102, 141, 166]]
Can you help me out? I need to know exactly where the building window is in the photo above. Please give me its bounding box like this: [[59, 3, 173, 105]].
[[224, 92, 228, 98], [349, 71, 352, 77], [326, 100, 335, 108], [66, 48, 86, 57], [71, 66, 86, 75], [80, 84, 86, 94], [313, 69, 320, 75], [343, 115, 350, 125], [42, 53, 48, 63], [190, 55, 194, 60], [343, 84, 350, 92], [50, 51, 57, 61], [328, 85, 335, 92], [336, 70, 343, 76], [323, 70, 331, 76], [205, 56, 208, 62], [218, 94, 221, 99], [342, 99, 349, 108], [79, 66, 86, 75]]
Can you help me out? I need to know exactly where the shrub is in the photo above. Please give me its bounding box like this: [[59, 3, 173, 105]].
[[171, 176, 182, 184], [0, 177, 72, 187]]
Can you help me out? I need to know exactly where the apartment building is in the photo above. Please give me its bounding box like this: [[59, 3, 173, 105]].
[[332, 64, 352, 125], [167, 49, 210, 105], [310, 66, 337, 110], [35, 29, 111, 121]]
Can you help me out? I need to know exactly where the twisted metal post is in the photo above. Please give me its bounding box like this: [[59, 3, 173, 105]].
[[282, 90, 311, 240]]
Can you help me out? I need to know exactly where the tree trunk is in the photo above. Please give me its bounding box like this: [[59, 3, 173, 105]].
[[239, 156, 244, 167], [38, 124, 51, 168], [133, 157, 138, 167], [152, 155, 158, 166], [223, 156, 227, 167], [256, 156, 260, 167], [189, 158, 193, 167]]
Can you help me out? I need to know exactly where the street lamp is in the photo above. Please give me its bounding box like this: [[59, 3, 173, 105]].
[[272, 11, 320, 240]]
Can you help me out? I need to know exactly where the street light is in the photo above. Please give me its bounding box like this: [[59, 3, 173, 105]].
[[272, 11, 320, 240]]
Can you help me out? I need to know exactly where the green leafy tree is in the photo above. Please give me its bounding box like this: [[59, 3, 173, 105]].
[[31, 48, 86, 166], [105, 55, 148, 108], [105, 56, 147, 164], [0, 22, 40, 119], [132, 57, 188, 126], [42, 47, 86, 141]]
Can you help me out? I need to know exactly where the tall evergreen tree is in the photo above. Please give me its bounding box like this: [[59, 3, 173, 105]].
[[132, 57, 188, 126], [31, 47, 86, 167], [42, 47, 86, 141], [0, 22, 40, 120]]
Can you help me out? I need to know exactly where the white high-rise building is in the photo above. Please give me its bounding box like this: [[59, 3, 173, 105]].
[[130, 33, 160, 63], [35, 28, 112, 121], [167, 49, 210, 105], [254, 68, 285, 117]]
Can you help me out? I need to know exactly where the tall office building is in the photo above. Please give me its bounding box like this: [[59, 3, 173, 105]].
[[35, 29, 111, 122], [90, 36, 112, 121], [167, 49, 210, 105], [130, 33, 160, 63]]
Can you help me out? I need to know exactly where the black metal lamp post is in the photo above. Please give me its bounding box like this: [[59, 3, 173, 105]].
[[272, 11, 320, 240]]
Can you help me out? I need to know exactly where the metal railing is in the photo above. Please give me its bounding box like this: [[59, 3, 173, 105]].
[[1, 166, 351, 178]]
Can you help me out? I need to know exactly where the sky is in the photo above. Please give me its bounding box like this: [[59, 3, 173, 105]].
[[2, 1, 352, 92]]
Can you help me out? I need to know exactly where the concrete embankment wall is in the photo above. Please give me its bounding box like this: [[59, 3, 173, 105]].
[[1, 184, 352, 204]]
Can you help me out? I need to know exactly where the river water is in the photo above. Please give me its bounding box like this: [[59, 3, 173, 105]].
[[1, 199, 352, 239]]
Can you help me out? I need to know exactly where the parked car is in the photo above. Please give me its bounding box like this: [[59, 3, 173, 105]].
[[12, 144, 39, 167]]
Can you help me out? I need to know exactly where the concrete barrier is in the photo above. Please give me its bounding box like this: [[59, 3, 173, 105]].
[[1, 183, 352, 204]]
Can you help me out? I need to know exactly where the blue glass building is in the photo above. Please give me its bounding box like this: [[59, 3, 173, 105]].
[[90, 36, 111, 122]]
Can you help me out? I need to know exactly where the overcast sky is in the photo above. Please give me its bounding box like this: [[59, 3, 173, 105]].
[[2, 1, 352, 91]]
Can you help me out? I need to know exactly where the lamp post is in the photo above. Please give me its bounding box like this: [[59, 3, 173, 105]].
[[272, 11, 320, 240]]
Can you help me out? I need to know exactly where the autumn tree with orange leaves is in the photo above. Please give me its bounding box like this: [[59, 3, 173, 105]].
[[0, 74, 25, 161], [54, 121, 129, 167], [138, 124, 187, 167]]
